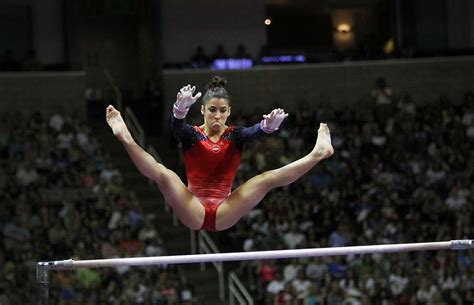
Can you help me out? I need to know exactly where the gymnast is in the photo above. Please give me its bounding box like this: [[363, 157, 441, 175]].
[[106, 76, 333, 231]]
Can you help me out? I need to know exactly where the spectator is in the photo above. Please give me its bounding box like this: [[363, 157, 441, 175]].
[[234, 43, 253, 60], [100, 161, 121, 183], [138, 220, 160, 243], [306, 256, 328, 286], [211, 43, 229, 61], [328, 223, 351, 247], [267, 272, 285, 303], [371, 77, 393, 124], [258, 260, 277, 289], [304, 284, 322, 305], [47, 219, 67, 256], [283, 222, 305, 249], [325, 280, 344, 305], [439, 265, 460, 291], [3, 217, 31, 251], [371, 77, 393, 105], [76, 268, 101, 289], [416, 277, 439, 304], [292, 269, 312, 302], [388, 265, 409, 297], [15, 161, 38, 186], [284, 259, 302, 282], [190, 45, 211, 68], [444, 183, 468, 211], [274, 283, 297, 305], [145, 239, 165, 257]]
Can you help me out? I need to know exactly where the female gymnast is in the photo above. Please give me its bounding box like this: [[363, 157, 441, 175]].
[[106, 76, 333, 231]]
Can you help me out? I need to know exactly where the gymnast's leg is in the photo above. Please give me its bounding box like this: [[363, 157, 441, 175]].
[[215, 123, 333, 230], [106, 105, 204, 230]]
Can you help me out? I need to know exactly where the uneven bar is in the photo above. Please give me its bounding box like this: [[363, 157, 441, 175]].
[[41, 239, 473, 270]]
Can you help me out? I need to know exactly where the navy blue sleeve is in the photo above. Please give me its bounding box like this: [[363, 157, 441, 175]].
[[240, 122, 267, 141], [226, 122, 267, 150], [171, 116, 203, 151]]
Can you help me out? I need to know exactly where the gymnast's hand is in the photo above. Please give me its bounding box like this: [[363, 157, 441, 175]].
[[261, 108, 289, 133], [173, 84, 202, 119]]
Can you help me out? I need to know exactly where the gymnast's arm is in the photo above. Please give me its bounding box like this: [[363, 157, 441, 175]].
[[234, 109, 288, 148], [171, 115, 196, 147], [236, 108, 289, 144], [171, 84, 202, 143], [237, 122, 267, 142]]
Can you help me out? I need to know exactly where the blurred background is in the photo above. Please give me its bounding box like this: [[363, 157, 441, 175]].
[[0, 0, 473, 304]]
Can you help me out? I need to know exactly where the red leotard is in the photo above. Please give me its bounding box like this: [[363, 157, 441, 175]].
[[172, 117, 266, 230]]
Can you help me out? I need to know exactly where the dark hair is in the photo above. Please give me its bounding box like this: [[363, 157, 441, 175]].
[[202, 76, 230, 105]]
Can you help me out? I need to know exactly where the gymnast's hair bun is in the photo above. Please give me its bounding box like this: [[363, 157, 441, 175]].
[[206, 76, 227, 91]]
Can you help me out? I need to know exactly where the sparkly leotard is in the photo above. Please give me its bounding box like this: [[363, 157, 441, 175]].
[[172, 117, 266, 230]]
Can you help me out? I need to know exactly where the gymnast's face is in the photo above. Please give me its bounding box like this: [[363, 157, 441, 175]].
[[201, 97, 231, 132]]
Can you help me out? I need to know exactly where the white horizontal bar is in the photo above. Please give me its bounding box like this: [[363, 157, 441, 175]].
[[44, 240, 473, 270]]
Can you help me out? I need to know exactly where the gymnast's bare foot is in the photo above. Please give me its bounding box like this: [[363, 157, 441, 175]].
[[311, 123, 334, 160], [106, 105, 132, 142]]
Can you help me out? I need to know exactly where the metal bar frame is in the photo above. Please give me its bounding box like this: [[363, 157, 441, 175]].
[[37, 239, 473, 305]]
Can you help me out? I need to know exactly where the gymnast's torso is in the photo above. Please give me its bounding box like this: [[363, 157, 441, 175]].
[[172, 117, 266, 206]]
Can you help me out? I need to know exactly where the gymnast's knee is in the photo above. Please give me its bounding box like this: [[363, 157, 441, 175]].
[[153, 167, 178, 187], [259, 170, 280, 189]]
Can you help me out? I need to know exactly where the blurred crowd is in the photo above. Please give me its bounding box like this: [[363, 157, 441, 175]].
[[226, 87, 474, 305], [1, 80, 473, 305], [0, 111, 196, 304]]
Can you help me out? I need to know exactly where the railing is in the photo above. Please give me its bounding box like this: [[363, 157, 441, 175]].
[[104, 68, 144, 162], [146, 144, 163, 164], [103, 68, 173, 223], [124, 107, 145, 148], [197, 231, 225, 301], [103, 68, 122, 111], [190, 225, 252, 304], [229, 272, 254, 305]]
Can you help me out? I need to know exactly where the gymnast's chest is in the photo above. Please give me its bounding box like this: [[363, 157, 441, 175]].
[[185, 137, 241, 170], [197, 138, 233, 157]]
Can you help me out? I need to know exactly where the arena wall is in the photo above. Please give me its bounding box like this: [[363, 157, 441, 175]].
[[0, 71, 85, 118], [163, 56, 474, 119]]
